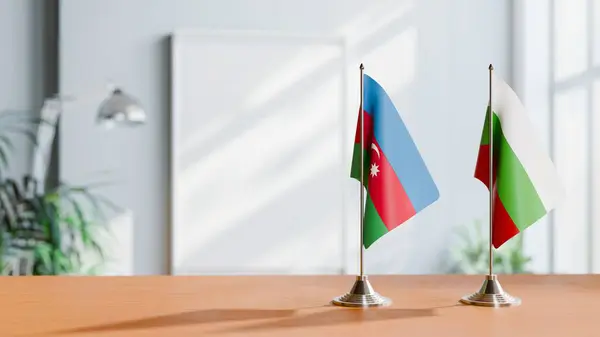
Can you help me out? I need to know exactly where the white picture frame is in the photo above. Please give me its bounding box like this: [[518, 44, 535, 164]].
[[169, 30, 352, 275]]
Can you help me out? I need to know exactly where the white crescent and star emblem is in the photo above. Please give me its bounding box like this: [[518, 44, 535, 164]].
[[371, 143, 380, 159], [370, 143, 381, 178]]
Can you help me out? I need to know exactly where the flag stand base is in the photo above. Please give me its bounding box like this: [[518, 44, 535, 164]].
[[331, 275, 391, 308], [459, 274, 521, 307]]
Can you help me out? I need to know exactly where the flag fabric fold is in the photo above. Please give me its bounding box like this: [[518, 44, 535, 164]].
[[474, 76, 563, 248], [351, 74, 439, 248]]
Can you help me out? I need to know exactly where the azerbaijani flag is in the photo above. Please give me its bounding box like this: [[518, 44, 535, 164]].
[[351, 74, 439, 248], [474, 76, 563, 248]]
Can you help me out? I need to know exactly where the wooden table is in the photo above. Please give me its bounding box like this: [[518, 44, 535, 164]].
[[1, 275, 597, 336]]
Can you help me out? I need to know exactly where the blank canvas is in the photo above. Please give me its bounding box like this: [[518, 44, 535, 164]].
[[170, 31, 350, 275]]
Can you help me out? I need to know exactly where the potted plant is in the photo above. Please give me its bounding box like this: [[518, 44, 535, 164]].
[[447, 219, 532, 274], [0, 109, 118, 275]]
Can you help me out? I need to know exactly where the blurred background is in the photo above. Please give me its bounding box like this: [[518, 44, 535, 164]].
[[0, 0, 591, 276]]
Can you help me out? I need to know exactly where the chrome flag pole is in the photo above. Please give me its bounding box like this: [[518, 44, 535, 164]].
[[460, 64, 521, 307], [331, 63, 390, 308]]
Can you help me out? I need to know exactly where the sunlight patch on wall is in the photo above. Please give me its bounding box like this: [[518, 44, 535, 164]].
[[552, 86, 589, 273], [361, 26, 417, 107], [337, 0, 414, 47], [242, 43, 343, 111], [176, 78, 341, 255], [553, 0, 587, 81]]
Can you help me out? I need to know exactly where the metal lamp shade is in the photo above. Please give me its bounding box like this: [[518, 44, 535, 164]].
[[96, 88, 146, 128]]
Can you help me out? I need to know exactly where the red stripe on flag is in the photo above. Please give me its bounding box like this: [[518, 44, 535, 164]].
[[475, 144, 493, 188], [474, 144, 520, 248], [354, 109, 373, 147], [367, 139, 416, 230], [492, 189, 521, 248]]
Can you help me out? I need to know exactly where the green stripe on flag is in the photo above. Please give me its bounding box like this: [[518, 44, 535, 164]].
[[494, 117, 548, 231], [479, 106, 500, 146], [351, 143, 371, 187], [350, 144, 388, 248], [363, 196, 389, 248]]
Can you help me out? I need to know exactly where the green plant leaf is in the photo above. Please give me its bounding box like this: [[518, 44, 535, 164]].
[[0, 134, 14, 150], [40, 199, 61, 253], [52, 249, 67, 274], [88, 235, 106, 261], [34, 243, 53, 272], [55, 184, 113, 222], [0, 148, 9, 171]]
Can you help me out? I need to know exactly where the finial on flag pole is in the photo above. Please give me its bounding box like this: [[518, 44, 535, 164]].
[[331, 63, 390, 308], [459, 64, 521, 307]]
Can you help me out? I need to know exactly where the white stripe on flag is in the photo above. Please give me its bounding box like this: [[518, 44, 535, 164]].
[[491, 76, 563, 211]]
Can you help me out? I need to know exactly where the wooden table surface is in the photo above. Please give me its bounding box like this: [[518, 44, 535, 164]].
[[1, 275, 598, 337]]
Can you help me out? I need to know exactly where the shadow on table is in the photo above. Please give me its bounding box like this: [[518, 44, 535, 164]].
[[51, 308, 297, 334], [213, 307, 439, 334], [50, 304, 458, 335]]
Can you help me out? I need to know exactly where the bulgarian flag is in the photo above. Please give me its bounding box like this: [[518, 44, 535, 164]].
[[474, 76, 563, 248], [351, 74, 439, 248]]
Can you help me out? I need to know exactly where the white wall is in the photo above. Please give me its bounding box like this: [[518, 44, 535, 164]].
[[0, 0, 51, 179], [59, 0, 511, 275]]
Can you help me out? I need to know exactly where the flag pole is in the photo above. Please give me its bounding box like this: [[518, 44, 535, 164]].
[[488, 64, 494, 278], [331, 63, 390, 308], [459, 64, 521, 307], [359, 63, 365, 277]]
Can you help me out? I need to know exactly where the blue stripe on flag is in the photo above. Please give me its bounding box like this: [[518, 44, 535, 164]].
[[363, 74, 439, 212]]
